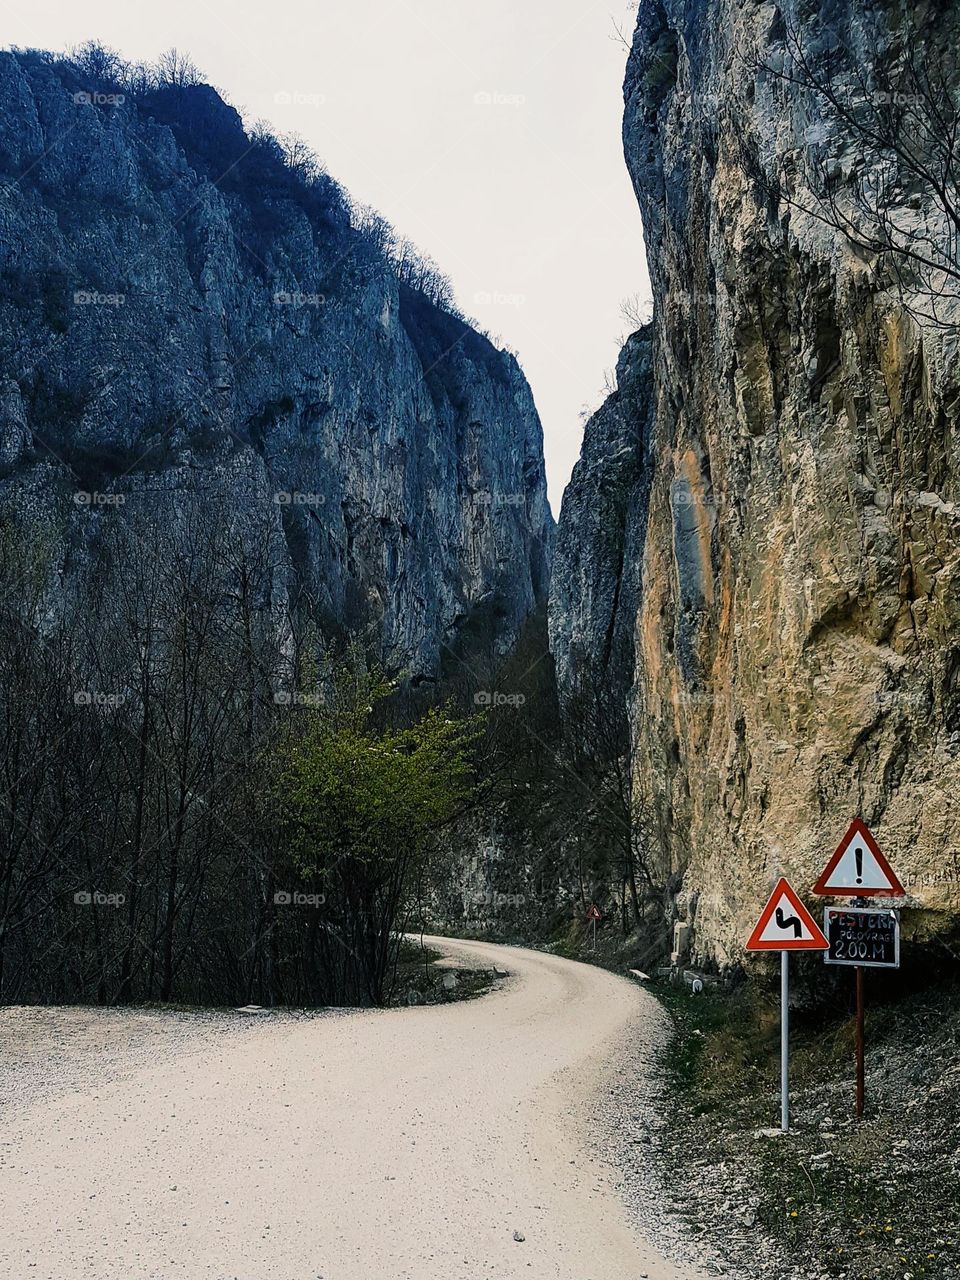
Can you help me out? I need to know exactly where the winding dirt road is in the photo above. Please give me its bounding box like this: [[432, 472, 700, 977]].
[[0, 938, 706, 1280]]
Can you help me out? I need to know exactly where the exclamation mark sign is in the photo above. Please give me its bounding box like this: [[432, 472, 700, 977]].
[[855, 844, 863, 884]]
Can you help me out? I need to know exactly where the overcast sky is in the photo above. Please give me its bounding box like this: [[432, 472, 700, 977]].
[[6, 0, 651, 508]]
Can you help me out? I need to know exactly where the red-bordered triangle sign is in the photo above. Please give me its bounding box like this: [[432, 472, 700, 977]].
[[746, 877, 829, 951], [812, 819, 905, 897], [585, 904, 602, 922]]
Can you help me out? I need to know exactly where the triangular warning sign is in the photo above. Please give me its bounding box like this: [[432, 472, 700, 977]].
[[746, 878, 829, 951], [812, 819, 904, 898]]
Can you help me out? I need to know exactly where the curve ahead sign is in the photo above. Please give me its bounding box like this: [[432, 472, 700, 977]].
[[746, 878, 829, 952]]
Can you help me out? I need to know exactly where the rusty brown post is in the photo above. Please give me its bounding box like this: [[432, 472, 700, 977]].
[[855, 965, 865, 1118]]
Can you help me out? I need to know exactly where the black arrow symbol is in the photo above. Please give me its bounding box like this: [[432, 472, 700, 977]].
[[775, 907, 803, 938]]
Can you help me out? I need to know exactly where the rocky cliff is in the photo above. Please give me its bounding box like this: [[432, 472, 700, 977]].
[[0, 49, 552, 676], [549, 327, 653, 714], [551, 0, 960, 963]]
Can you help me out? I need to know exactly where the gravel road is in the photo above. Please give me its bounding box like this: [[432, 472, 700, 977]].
[[0, 937, 708, 1280]]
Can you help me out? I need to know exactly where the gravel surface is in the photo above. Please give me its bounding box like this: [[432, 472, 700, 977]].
[[591, 1003, 750, 1280], [644, 981, 960, 1280], [0, 938, 710, 1280]]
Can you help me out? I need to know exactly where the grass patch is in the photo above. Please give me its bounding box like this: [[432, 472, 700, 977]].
[[387, 938, 502, 1008]]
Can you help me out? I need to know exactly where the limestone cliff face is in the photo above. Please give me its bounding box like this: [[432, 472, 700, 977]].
[[553, 0, 960, 962], [0, 51, 552, 674], [549, 328, 653, 710]]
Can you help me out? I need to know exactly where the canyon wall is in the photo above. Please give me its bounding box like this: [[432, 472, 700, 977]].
[[552, 0, 960, 963], [0, 49, 552, 677]]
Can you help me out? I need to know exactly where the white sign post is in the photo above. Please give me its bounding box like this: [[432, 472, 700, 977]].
[[780, 952, 789, 1132], [746, 877, 829, 1132]]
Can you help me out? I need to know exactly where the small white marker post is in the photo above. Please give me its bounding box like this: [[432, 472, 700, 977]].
[[745, 877, 829, 1134], [585, 904, 601, 951]]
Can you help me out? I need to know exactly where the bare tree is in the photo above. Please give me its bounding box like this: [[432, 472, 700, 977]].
[[281, 133, 321, 184], [393, 237, 458, 311], [155, 48, 204, 90], [352, 203, 396, 257], [557, 667, 660, 934], [620, 292, 653, 332], [69, 41, 127, 86], [0, 475, 489, 1008]]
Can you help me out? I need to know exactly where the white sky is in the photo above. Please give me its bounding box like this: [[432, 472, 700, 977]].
[[6, 0, 651, 508]]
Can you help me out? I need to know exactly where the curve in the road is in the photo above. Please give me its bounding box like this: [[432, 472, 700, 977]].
[[0, 936, 708, 1280]]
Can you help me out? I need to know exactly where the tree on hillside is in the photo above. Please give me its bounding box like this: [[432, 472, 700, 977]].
[[352, 203, 396, 257], [276, 665, 480, 1004], [393, 236, 459, 311], [281, 133, 322, 184], [69, 41, 127, 86], [155, 47, 204, 90]]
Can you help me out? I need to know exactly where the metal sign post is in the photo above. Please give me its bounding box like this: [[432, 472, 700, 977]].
[[781, 951, 790, 1132], [855, 965, 865, 1118], [814, 820, 905, 1122], [746, 877, 829, 1132], [822, 902, 901, 1118]]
